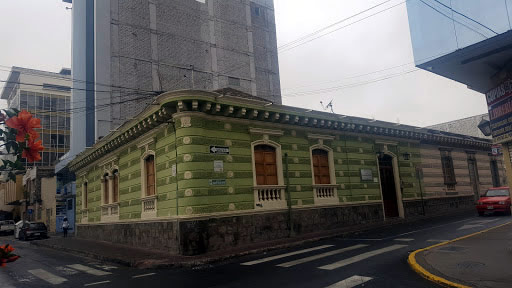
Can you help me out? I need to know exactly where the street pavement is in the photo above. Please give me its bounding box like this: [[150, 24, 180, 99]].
[[0, 213, 510, 288], [415, 220, 512, 288]]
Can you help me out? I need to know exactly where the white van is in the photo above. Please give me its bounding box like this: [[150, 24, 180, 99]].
[[0, 220, 15, 235]]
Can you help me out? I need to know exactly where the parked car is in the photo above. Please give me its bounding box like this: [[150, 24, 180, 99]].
[[476, 187, 511, 216], [18, 222, 48, 240], [0, 220, 15, 235]]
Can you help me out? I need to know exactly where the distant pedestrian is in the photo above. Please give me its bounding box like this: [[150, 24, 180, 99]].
[[62, 217, 69, 238]]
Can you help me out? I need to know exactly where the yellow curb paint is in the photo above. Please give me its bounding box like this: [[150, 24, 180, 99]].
[[408, 221, 512, 288]]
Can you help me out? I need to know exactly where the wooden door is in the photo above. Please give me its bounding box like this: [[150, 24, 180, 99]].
[[379, 155, 399, 218], [254, 145, 278, 185], [146, 156, 156, 196], [312, 149, 330, 184]]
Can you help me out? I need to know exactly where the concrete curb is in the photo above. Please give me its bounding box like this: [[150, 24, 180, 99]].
[[407, 220, 512, 288], [31, 210, 474, 269]]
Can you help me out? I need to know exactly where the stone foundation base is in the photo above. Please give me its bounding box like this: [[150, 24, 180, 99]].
[[77, 197, 473, 256], [403, 196, 474, 217]]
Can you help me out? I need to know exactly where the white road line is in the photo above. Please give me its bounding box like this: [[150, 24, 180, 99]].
[[318, 244, 408, 270], [394, 238, 414, 242], [67, 264, 111, 276], [240, 245, 334, 266], [277, 244, 368, 268], [325, 275, 373, 288], [132, 273, 156, 278], [84, 280, 111, 286], [28, 269, 68, 285], [426, 239, 449, 243], [381, 217, 475, 240]]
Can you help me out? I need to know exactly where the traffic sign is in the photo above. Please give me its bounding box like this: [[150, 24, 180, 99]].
[[210, 146, 230, 154]]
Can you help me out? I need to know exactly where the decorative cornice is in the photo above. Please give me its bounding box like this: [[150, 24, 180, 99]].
[[68, 91, 493, 172]]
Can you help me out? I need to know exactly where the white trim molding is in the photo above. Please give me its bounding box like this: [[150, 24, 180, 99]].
[[249, 127, 284, 136], [309, 144, 339, 205], [140, 150, 157, 198], [376, 151, 405, 219], [307, 133, 335, 140], [251, 140, 286, 210], [137, 136, 156, 149]]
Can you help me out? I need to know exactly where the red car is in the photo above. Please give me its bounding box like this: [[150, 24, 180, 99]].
[[476, 187, 511, 216]]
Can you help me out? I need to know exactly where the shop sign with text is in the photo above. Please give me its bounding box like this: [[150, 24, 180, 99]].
[[486, 79, 512, 143]]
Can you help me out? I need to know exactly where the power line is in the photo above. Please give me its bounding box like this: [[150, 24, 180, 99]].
[[430, 0, 498, 35], [282, 68, 420, 98], [277, 0, 394, 50], [279, 1, 407, 54], [417, 0, 488, 39]]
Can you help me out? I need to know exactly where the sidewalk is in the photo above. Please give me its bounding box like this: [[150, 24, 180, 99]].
[[30, 210, 472, 269], [410, 221, 512, 288]]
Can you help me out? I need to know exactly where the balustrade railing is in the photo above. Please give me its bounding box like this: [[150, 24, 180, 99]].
[[254, 185, 287, 209], [313, 184, 339, 204]]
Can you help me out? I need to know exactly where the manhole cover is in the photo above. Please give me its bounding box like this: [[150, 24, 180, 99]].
[[457, 261, 485, 269], [438, 245, 467, 252]]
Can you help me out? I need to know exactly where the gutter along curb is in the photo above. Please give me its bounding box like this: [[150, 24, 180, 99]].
[[408, 221, 512, 288]]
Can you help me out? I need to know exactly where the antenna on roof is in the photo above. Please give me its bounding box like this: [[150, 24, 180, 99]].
[[320, 99, 334, 113]]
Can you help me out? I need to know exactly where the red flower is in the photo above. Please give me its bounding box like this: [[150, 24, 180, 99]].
[[23, 140, 44, 162], [5, 110, 41, 142]]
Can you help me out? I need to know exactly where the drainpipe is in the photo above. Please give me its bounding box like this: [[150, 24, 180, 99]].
[[415, 166, 426, 216], [169, 119, 181, 255], [284, 153, 294, 237]]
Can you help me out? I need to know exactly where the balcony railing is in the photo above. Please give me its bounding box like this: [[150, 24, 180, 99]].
[[313, 184, 339, 205], [254, 185, 287, 209], [100, 204, 120, 222], [141, 195, 157, 219]]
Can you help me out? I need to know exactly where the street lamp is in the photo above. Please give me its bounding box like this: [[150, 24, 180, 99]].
[[478, 118, 492, 137]]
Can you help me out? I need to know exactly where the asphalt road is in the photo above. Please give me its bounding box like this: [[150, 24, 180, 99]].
[[1, 212, 510, 288]]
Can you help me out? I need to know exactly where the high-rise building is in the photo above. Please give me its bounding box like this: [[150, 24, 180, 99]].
[[0, 67, 72, 167], [68, 0, 281, 163]]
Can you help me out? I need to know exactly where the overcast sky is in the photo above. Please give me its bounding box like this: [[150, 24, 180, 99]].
[[0, 0, 488, 126]]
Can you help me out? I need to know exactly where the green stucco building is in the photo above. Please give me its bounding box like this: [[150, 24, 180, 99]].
[[69, 89, 505, 255]]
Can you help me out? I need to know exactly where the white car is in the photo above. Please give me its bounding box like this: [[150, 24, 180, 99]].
[[0, 220, 15, 235], [14, 220, 27, 239]]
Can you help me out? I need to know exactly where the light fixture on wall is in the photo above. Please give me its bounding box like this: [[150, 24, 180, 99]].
[[403, 152, 411, 161], [477, 118, 492, 136]]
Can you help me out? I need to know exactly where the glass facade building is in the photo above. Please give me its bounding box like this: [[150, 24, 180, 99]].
[[1, 67, 71, 167]]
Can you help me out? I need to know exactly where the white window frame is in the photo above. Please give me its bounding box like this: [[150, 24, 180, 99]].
[[140, 150, 157, 219], [309, 144, 339, 205], [251, 139, 286, 210]]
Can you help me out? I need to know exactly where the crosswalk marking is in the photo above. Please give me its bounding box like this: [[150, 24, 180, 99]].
[[276, 244, 368, 268], [394, 238, 414, 242], [132, 273, 156, 278], [240, 245, 334, 266], [318, 244, 408, 270], [67, 264, 111, 276], [426, 239, 449, 243], [28, 269, 68, 285], [84, 280, 111, 286], [325, 275, 373, 288]]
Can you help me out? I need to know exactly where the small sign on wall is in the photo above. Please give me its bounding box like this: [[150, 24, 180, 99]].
[[171, 164, 177, 177], [214, 160, 224, 172], [360, 169, 373, 181], [210, 146, 230, 154], [209, 179, 227, 186]]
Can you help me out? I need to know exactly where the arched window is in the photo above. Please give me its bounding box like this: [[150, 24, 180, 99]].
[[103, 173, 110, 204], [145, 155, 156, 196], [112, 169, 119, 203], [254, 145, 278, 185], [312, 149, 330, 184], [82, 182, 88, 209]]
